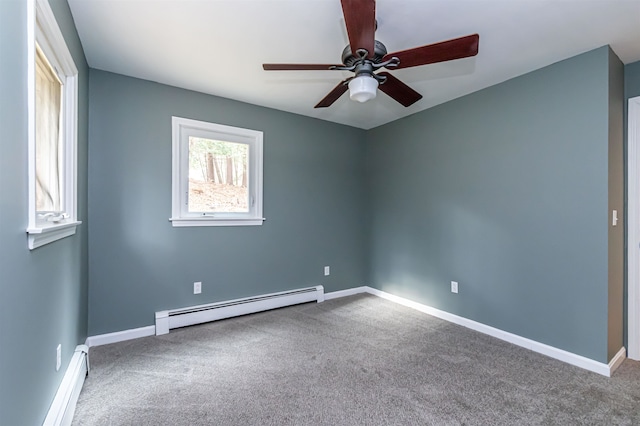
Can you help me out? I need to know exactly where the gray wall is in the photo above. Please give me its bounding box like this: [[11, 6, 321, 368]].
[[626, 61, 640, 100], [87, 70, 367, 335], [0, 0, 89, 425], [366, 46, 617, 363], [608, 48, 624, 360]]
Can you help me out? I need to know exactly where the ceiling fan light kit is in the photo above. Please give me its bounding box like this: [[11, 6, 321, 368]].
[[263, 0, 479, 109], [349, 74, 378, 103]]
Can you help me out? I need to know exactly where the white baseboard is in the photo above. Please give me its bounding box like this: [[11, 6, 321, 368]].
[[324, 286, 368, 300], [86, 325, 156, 347], [43, 345, 88, 426], [347, 286, 623, 377], [608, 347, 627, 375], [84, 286, 626, 377]]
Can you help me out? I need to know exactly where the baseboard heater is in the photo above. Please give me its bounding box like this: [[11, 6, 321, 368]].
[[43, 345, 89, 426], [155, 285, 324, 335]]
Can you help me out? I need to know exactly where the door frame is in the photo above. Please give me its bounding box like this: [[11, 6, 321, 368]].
[[628, 96, 640, 360]]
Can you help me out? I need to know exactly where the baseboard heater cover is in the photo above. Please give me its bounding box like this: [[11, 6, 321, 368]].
[[155, 285, 324, 335], [43, 345, 89, 426]]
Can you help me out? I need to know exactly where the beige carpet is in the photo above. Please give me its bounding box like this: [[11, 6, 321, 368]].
[[72, 294, 640, 425]]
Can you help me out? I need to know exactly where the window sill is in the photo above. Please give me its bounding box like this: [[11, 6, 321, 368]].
[[169, 217, 265, 227], [27, 220, 81, 249]]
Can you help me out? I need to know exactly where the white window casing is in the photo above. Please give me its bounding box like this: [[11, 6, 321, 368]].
[[26, 0, 81, 249], [170, 116, 264, 227]]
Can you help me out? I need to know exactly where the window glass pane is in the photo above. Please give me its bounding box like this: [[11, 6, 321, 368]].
[[188, 137, 249, 213], [35, 44, 63, 213]]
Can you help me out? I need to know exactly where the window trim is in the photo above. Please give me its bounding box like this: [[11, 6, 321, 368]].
[[26, 0, 81, 249], [170, 116, 264, 227]]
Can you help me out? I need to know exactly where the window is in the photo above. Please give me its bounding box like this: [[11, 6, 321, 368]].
[[171, 117, 264, 227], [26, 0, 80, 249]]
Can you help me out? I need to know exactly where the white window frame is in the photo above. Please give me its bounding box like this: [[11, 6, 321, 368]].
[[170, 117, 264, 227], [26, 0, 80, 249]]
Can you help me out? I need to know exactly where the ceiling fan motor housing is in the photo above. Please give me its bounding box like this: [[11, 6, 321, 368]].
[[262, 0, 479, 109], [341, 40, 388, 66]]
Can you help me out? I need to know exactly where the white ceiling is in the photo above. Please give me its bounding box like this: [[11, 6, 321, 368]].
[[67, 0, 640, 130]]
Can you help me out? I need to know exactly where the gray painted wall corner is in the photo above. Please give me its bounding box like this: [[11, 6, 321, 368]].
[[49, 0, 91, 352]]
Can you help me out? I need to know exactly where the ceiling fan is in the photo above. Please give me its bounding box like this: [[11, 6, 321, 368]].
[[263, 0, 479, 109]]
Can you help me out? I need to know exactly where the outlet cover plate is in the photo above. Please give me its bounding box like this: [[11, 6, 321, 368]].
[[194, 281, 202, 294], [451, 281, 458, 294], [324, 266, 330, 276], [56, 344, 61, 371]]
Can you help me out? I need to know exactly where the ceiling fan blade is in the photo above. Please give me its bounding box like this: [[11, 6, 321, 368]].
[[263, 64, 343, 71], [383, 34, 479, 70], [341, 0, 376, 59], [377, 72, 422, 107], [315, 80, 349, 108]]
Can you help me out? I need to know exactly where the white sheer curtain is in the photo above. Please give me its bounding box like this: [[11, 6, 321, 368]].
[[35, 44, 63, 212]]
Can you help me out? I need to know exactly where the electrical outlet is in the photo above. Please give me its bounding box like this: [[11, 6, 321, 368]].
[[451, 281, 458, 294], [324, 266, 330, 276], [194, 281, 202, 294], [56, 344, 61, 371]]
